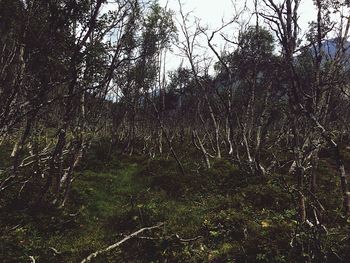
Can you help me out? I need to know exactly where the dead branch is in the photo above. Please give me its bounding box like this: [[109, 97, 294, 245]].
[[80, 223, 164, 263], [174, 234, 203, 243]]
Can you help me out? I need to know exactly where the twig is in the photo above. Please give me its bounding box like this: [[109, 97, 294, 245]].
[[49, 247, 62, 255], [80, 223, 164, 263], [174, 234, 203, 242]]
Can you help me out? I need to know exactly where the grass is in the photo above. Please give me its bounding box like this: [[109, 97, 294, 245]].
[[1, 145, 350, 262]]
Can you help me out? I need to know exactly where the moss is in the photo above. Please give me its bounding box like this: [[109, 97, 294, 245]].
[[0, 142, 13, 168], [1, 141, 350, 262]]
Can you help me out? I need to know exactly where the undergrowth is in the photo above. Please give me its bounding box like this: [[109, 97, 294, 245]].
[[0, 142, 350, 262]]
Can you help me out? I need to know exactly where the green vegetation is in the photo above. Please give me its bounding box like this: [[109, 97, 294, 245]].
[[1, 143, 349, 262], [1, 0, 350, 262]]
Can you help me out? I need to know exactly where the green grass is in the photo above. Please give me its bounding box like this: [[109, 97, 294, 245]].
[[1, 147, 350, 262]]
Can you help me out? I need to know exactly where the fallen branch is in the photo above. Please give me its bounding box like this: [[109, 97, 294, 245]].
[[49, 246, 62, 255], [174, 234, 203, 243], [80, 223, 164, 263]]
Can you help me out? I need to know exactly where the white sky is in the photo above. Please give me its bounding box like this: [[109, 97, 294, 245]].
[[158, 0, 318, 71], [159, 0, 317, 34]]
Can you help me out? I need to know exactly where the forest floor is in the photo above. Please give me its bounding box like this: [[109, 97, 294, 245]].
[[1, 142, 350, 262]]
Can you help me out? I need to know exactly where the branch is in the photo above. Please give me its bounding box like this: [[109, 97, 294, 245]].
[[174, 233, 203, 242], [80, 223, 164, 263]]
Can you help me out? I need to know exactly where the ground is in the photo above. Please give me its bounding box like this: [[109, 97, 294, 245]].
[[1, 143, 350, 262]]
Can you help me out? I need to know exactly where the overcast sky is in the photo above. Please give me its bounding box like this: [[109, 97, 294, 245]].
[[158, 0, 317, 71], [159, 0, 317, 28]]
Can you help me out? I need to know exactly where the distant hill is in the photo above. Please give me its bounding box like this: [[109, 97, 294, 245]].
[[310, 38, 350, 60]]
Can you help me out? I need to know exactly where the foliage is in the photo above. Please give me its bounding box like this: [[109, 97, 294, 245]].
[[1, 143, 350, 262], [1, 0, 350, 262]]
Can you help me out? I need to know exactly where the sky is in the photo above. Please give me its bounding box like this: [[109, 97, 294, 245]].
[[158, 0, 317, 36], [158, 0, 318, 71]]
